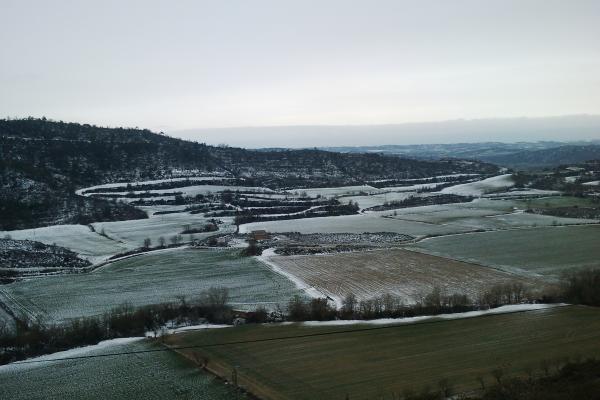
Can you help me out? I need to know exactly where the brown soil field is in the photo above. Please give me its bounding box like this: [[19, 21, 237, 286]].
[[265, 248, 541, 303]]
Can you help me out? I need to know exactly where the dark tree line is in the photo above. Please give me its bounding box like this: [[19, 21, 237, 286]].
[[0, 287, 232, 365]]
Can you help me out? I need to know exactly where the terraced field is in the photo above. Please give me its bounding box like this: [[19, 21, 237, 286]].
[[265, 249, 539, 305], [0, 339, 243, 400], [440, 174, 514, 196], [412, 224, 600, 276], [166, 306, 600, 400], [337, 191, 421, 209], [0, 248, 303, 324], [92, 212, 232, 250], [299, 185, 382, 198], [0, 224, 129, 264], [239, 213, 475, 236]]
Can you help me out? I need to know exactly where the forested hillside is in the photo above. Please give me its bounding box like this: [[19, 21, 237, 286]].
[[0, 118, 499, 229]]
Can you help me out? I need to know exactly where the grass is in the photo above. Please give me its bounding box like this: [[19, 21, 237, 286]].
[[411, 225, 600, 276], [513, 196, 599, 209], [266, 248, 539, 304], [240, 213, 474, 236], [0, 340, 244, 400], [0, 248, 303, 324], [166, 306, 600, 400]]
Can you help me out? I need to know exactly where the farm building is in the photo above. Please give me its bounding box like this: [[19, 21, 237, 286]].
[[250, 230, 269, 241]]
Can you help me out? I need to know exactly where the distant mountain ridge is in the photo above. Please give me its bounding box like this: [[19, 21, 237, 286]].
[[0, 118, 498, 229], [320, 141, 600, 168], [175, 115, 600, 148]]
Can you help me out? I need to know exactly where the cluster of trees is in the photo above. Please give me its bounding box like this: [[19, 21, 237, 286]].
[[370, 194, 474, 212], [142, 234, 183, 249], [286, 283, 534, 322], [388, 358, 600, 400], [369, 174, 479, 189], [233, 201, 360, 226], [526, 204, 600, 220], [513, 169, 600, 197], [240, 239, 262, 256], [0, 288, 232, 365], [560, 268, 600, 306], [180, 222, 219, 235]]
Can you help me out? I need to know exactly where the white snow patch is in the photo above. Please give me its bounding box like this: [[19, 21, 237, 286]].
[[75, 177, 234, 195], [441, 174, 514, 197], [0, 337, 144, 372], [145, 323, 231, 337], [485, 189, 561, 198]]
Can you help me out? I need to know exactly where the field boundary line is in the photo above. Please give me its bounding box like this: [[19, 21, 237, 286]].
[[6, 304, 570, 366]]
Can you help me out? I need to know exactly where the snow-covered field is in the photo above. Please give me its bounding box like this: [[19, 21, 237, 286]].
[[240, 195, 598, 239], [75, 176, 235, 195], [82, 184, 275, 199], [0, 211, 232, 263], [92, 212, 233, 250], [298, 185, 382, 198], [391, 206, 598, 230], [0, 225, 129, 264], [441, 174, 514, 196], [0, 339, 238, 399], [338, 191, 424, 209], [0, 248, 304, 324], [239, 212, 474, 236]]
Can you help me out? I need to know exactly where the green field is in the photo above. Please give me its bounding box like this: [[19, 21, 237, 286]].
[[411, 225, 600, 276], [513, 196, 599, 209], [0, 340, 244, 400], [0, 248, 303, 324], [166, 306, 600, 400]]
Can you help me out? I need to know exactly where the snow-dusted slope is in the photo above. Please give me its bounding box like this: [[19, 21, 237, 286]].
[[441, 174, 514, 196]]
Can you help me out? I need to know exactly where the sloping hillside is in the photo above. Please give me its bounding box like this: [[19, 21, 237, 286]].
[[0, 118, 499, 229], [482, 145, 600, 167]]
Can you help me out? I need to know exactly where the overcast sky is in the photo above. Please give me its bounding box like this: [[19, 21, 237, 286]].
[[1, 0, 599, 146]]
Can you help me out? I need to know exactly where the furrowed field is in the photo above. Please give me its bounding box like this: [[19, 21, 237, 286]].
[[0, 248, 303, 324], [0, 339, 244, 400], [166, 306, 600, 400], [265, 249, 538, 304], [412, 224, 600, 276]]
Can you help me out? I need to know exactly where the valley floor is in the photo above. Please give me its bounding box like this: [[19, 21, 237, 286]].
[[166, 305, 600, 400]]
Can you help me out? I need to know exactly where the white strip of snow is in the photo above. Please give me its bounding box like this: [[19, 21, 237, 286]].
[[145, 324, 232, 337], [441, 174, 514, 196], [0, 337, 144, 373], [75, 177, 234, 195], [302, 303, 566, 327]]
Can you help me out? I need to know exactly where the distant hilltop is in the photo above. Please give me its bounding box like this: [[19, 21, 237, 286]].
[[171, 114, 600, 148]]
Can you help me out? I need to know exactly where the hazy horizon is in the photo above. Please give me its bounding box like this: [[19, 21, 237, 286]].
[[170, 114, 600, 148], [2, 0, 600, 144]]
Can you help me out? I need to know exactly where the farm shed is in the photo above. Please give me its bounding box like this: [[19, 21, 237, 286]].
[[251, 230, 269, 241]]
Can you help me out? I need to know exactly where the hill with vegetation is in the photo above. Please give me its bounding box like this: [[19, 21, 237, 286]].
[[0, 118, 498, 229]]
